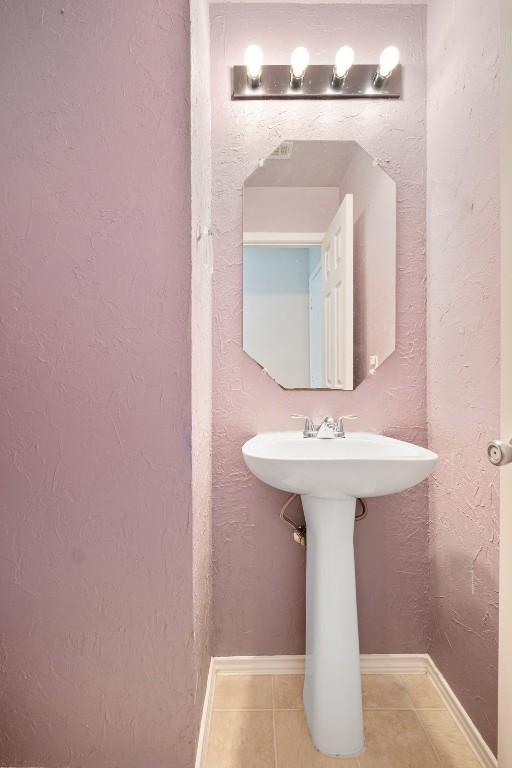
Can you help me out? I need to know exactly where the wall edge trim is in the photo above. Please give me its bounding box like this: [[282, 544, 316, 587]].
[[194, 657, 215, 768]]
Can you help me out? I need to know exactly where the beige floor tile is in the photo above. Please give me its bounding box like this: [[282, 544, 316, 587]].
[[273, 675, 304, 709], [417, 709, 481, 768], [362, 674, 414, 709], [275, 709, 359, 768], [398, 674, 445, 709], [358, 710, 440, 768], [205, 710, 275, 768], [213, 674, 273, 710]]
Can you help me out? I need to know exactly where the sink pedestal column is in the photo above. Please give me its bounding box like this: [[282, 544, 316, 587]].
[[302, 495, 364, 758]]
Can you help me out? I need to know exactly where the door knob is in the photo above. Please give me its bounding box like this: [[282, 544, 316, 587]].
[[487, 438, 512, 466]]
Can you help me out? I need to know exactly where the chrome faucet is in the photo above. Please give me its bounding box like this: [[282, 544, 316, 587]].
[[317, 416, 340, 439], [290, 414, 318, 437], [291, 415, 356, 439]]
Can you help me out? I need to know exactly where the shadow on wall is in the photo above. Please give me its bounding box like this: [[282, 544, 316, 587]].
[[429, 529, 498, 748], [354, 483, 430, 654]]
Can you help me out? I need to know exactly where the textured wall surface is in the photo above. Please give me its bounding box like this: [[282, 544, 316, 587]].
[[426, 0, 500, 753], [244, 186, 340, 233], [211, 3, 429, 656], [0, 2, 204, 766], [191, 0, 214, 716]]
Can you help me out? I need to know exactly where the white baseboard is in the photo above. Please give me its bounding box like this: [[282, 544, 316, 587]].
[[427, 657, 497, 768], [361, 653, 430, 674], [212, 652, 430, 675], [213, 654, 306, 675], [195, 654, 496, 768]]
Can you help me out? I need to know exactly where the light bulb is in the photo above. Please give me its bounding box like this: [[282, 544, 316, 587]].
[[244, 44, 263, 83], [378, 46, 400, 78], [290, 46, 310, 80], [334, 46, 354, 80]]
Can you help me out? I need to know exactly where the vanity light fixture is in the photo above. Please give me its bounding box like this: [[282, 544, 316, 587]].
[[373, 46, 400, 87], [290, 46, 310, 88], [231, 46, 401, 99], [332, 46, 354, 88], [244, 44, 263, 88]]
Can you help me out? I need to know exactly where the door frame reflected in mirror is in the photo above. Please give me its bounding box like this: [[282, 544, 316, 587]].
[[243, 234, 329, 391]]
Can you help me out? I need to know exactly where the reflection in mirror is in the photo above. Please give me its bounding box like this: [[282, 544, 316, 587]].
[[243, 141, 396, 390]]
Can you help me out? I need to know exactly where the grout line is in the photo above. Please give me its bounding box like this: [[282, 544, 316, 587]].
[[212, 705, 449, 712], [413, 709, 443, 768], [271, 677, 278, 768], [363, 706, 418, 711], [212, 707, 274, 712], [413, 706, 447, 710], [213, 705, 445, 712]]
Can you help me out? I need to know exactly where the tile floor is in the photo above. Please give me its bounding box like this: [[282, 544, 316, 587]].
[[204, 673, 482, 768]]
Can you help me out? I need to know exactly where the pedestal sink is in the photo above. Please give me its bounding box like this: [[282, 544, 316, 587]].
[[242, 430, 438, 758]]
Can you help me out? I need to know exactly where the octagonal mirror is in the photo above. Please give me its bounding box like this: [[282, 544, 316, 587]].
[[243, 140, 396, 390]]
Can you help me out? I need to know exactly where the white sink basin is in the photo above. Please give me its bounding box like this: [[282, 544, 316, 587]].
[[243, 431, 438, 499], [242, 430, 438, 758]]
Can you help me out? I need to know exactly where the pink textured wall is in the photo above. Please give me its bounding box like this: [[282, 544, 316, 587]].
[[211, 3, 429, 656], [0, 2, 207, 766], [426, 0, 500, 752]]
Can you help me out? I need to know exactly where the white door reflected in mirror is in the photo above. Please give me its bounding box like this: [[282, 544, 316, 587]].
[[322, 193, 353, 389]]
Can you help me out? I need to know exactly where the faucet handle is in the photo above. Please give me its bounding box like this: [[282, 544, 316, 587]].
[[291, 414, 317, 438], [335, 414, 357, 438]]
